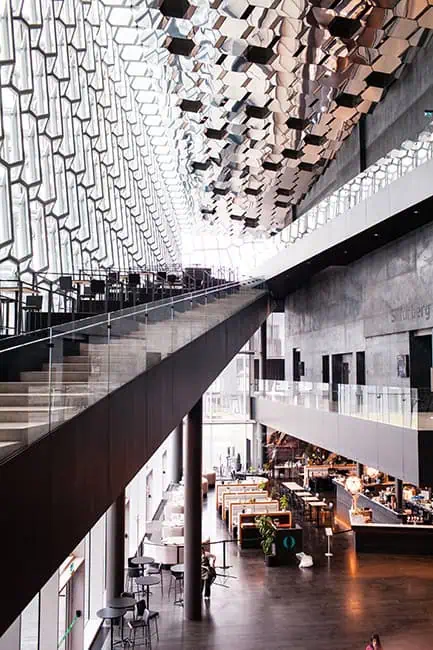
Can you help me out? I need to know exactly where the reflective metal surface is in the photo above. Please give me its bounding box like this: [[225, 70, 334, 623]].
[[106, 0, 433, 236]]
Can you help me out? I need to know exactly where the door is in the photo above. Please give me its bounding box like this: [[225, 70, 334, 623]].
[[246, 438, 251, 470], [293, 348, 301, 381], [58, 583, 72, 650], [162, 451, 168, 491], [145, 471, 153, 526], [409, 332, 432, 411], [356, 351, 366, 385], [322, 355, 330, 384], [342, 362, 350, 384], [331, 354, 343, 401]]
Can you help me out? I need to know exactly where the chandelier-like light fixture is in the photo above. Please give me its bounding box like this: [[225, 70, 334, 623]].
[[345, 475, 363, 513]]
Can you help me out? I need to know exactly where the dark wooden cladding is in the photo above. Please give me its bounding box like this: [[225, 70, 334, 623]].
[[0, 292, 270, 637]]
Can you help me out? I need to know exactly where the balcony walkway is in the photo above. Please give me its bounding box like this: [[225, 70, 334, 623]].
[[253, 381, 433, 486]]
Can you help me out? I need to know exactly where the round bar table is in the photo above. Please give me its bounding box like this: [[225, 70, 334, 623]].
[[130, 556, 155, 567], [107, 596, 136, 609], [107, 596, 136, 642], [135, 575, 161, 609], [96, 607, 128, 650]]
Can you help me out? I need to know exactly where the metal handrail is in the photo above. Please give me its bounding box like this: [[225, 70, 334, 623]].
[[0, 277, 265, 355]]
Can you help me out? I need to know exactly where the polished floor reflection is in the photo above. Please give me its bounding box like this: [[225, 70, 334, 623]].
[[97, 491, 433, 650]]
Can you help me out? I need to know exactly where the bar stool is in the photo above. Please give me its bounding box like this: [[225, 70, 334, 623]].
[[126, 566, 142, 593], [146, 562, 164, 595], [127, 600, 159, 650], [169, 564, 184, 606]]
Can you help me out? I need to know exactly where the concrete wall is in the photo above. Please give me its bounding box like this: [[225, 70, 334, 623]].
[[285, 221, 433, 386], [297, 35, 433, 216]]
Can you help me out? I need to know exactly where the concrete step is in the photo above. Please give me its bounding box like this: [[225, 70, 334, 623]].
[[63, 356, 90, 364], [0, 441, 25, 461], [21, 370, 90, 382], [43, 363, 90, 372], [0, 393, 94, 407], [0, 422, 49, 444], [0, 406, 77, 423], [0, 382, 96, 393]]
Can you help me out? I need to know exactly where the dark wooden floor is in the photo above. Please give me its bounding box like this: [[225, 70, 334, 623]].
[[96, 491, 433, 650]]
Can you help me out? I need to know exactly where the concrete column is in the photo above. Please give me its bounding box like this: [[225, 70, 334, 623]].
[[172, 421, 183, 484], [356, 463, 364, 479], [260, 321, 268, 466], [184, 397, 203, 621], [395, 478, 403, 511], [106, 491, 125, 601], [260, 320, 268, 382], [359, 115, 367, 172]]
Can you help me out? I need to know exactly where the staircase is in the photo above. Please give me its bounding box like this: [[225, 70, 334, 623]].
[[0, 288, 263, 461]]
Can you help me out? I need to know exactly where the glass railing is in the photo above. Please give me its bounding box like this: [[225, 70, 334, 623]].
[[0, 279, 266, 463], [254, 380, 419, 430]]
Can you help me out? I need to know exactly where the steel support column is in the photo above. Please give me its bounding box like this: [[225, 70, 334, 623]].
[[184, 397, 203, 621], [106, 491, 125, 601]]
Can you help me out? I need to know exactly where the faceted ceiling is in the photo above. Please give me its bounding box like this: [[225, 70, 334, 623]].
[[105, 0, 433, 238]]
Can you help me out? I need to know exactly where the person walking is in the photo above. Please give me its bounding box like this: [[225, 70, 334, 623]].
[[366, 633, 383, 650], [201, 546, 216, 600]]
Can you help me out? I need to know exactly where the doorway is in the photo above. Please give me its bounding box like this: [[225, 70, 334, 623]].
[[322, 355, 330, 384], [145, 471, 153, 527], [246, 438, 251, 470], [293, 348, 301, 381], [409, 332, 432, 411], [356, 351, 366, 385], [58, 582, 72, 650], [162, 451, 168, 491]]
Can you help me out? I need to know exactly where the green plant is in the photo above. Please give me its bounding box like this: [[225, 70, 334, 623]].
[[255, 515, 276, 556], [279, 494, 289, 511], [257, 480, 267, 491], [263, 462, 270, 472]]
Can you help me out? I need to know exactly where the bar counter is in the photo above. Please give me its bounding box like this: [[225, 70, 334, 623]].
[[334, 480, 403, 525], [351, 521, 433, 555], [335, 480, 433, 555]]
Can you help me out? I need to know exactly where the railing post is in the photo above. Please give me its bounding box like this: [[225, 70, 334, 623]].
[[48, 327, 53, 432], [107, 313, 111, 393]]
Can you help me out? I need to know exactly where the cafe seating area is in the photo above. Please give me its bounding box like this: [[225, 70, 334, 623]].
[[98, 555, 162, 649], [95, 472, 220, 648]]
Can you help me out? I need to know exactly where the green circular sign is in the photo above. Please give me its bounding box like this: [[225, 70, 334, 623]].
[[283, 535, 296, 551]]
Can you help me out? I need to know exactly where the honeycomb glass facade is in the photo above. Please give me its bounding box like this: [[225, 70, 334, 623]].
[[0, 0, 192, 285]]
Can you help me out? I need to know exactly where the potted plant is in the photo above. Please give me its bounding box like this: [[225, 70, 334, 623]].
[[279, 494, 289, 511], [255, 515, 277, 566]]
